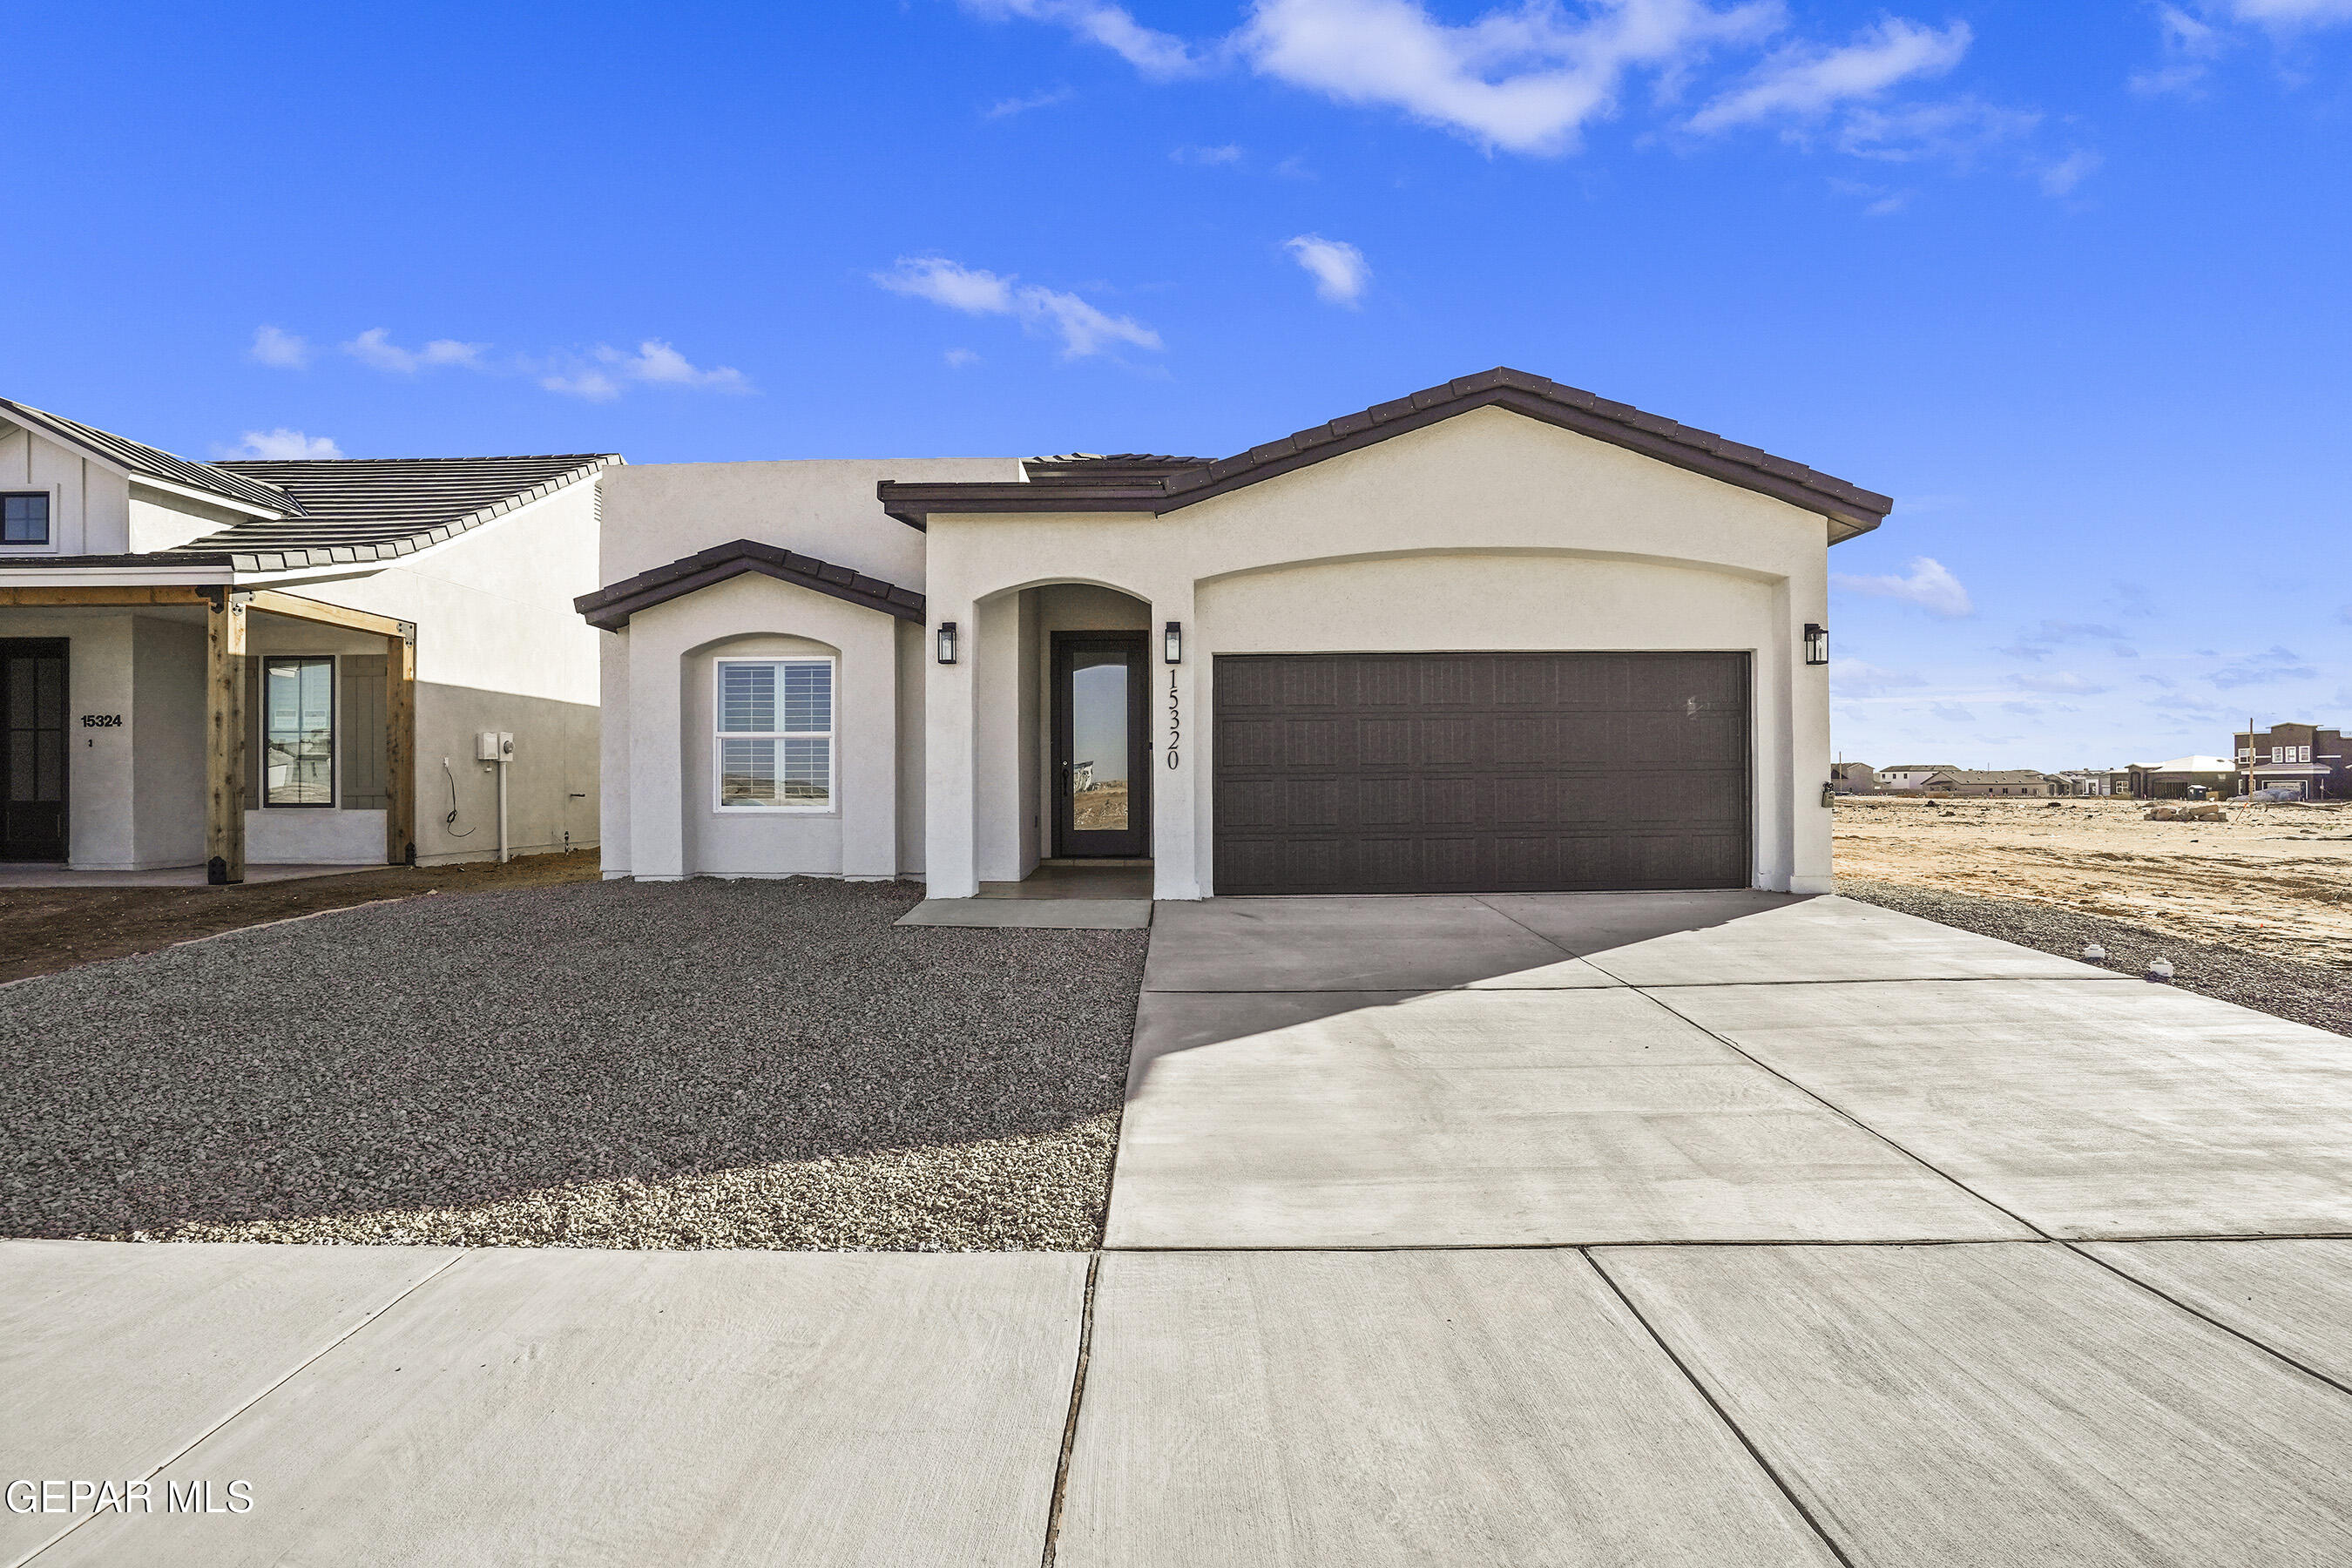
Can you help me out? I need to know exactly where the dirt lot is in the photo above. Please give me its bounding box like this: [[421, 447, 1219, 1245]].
[[0, 850, 601, 987], [1835, 796, 2352, 970]]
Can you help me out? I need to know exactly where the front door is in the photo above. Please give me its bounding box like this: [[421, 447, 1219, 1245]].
[[1052, 632, 1150, 858], [1, 639, 69, 862]]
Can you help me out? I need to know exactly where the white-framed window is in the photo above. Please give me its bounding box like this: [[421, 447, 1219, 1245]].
[[714, 657, 834, 811], [2, 492, 51, 546]]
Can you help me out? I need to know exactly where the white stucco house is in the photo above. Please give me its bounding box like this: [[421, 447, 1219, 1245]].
[[582, 368, 1891, 900], [0, 396, 613, 878]]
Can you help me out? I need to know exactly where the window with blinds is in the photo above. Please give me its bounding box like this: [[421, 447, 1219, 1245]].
[[714, 658, 834, 810]]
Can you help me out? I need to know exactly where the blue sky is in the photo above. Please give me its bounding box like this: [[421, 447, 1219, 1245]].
[[7, 0, 2349, 768]]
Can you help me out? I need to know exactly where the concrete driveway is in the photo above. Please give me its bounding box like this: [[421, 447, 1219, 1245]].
[[10, 892, 2352, 1565]]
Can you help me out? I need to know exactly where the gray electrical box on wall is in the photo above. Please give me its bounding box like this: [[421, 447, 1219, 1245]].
[[476, 731, 515, 761]]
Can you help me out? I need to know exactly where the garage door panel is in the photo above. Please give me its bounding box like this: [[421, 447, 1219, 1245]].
[[1214, 652, 1751, 896]]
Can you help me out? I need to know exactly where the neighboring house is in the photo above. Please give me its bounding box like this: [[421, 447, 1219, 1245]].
[[1943, 769, 2059, 798], [0, 397, 614, 877], [2053, 767, 2130, 796], [2129, 755, 2238, 800], [581, 367, 1891, 898], [2234, 722, 2347, 801], [1831, 761, 1876, 794], [1876, 764, 1959, 794]]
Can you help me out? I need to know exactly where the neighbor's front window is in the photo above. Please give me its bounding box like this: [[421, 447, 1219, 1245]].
[[2, 494, 49, 544], [263, 657, 335, 806], [716, 658, 833, 809]]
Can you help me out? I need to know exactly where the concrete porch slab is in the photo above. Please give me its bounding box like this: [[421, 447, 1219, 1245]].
[[1658, 978, 2352, 1237], [1551, 895, 2131, 986], [1106, 986, 2025, 1247], [1053, 1250, 1841, 1568], [0, 1240, 459, 1564], [1597, 1242, 2352, 1567], [36, 1249, 1085, 1568], [2082, 1240, 2352, 1385], [1142, 896, 1595, 991], [898, 897, 1151, 929]]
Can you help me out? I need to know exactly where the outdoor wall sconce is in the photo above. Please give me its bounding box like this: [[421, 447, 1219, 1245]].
[[936, 621, 958, 665], [1804, 623, 1829, 666], [1164, 621, 1183, 665]]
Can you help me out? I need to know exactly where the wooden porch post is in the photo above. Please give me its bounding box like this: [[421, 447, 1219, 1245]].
[[386, 623, 416, 864], [206, 591, 248, 885]]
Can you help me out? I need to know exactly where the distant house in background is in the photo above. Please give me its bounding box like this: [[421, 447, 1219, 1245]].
[[2130, 755, 2237, 801], [0, 396, 612, 878], [2054, 767, 2129, 797], [2234, 722, 2346, 801], [1876, 764, 1958, 794], [1831, 761, 1876, 794], [1943, 769, 2058, 798]]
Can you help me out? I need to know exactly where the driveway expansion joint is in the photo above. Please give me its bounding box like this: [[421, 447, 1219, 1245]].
[[1581, 1247, 1862, 1568], [8, 1249, 470, 1568]]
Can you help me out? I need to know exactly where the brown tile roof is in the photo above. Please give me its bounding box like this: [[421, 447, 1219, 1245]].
[[881, 367, 1893, 537], [574, 538, 925, 631]]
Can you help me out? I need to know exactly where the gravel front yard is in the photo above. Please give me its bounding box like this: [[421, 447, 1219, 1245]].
[[1, 878, 1146, 1249], [1842, 876, 2351, 1038]]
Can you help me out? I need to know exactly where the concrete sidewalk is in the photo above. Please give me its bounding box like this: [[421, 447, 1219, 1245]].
[[10, 891, 2352, 1565]]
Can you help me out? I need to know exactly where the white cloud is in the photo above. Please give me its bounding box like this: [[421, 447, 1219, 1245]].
[[985, 86, 1074, 118], [248, 326, 311, 369], [2010, 671, 2110, 695], [945, 348, 982, 368], [1831, 556, 1973, 617], [1829, 659, 1924, 699], [2210, 645, 2320, 688], [541, 369, 622, 402], [2039, 149, 2104, 196], [541, 341, 752, 401], [2225, 0, 2352, 26], [1238, 0, 1780, 155], [1688, 18, 1970, 132], [1834, 98, 2039, 163], [344, 328, 484, 374], [874, 256, 1162, 357], [1930, 701, 1976, 724], [1173, 143, 1246, 164], [1284, 233, 1371, 305], [224, 429, 342, 460], [963, 0, 1200, 77]]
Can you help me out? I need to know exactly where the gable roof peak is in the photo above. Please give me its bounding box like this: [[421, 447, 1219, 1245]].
[[881, 366, 1892, 537]]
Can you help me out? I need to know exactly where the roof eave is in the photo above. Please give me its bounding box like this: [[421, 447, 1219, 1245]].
[[877, 377, 1892, 536]]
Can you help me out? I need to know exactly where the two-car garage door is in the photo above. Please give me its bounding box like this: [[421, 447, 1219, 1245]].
[[1213, 652, 1750, 896]]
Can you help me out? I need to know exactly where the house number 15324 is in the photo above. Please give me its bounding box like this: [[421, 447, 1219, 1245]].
[[1165, 669, 1180, 769]]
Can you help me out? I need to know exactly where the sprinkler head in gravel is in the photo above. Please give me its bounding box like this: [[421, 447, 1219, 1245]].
[[2146, 956, 2175, 983], [2082, 943, 2106, 963]]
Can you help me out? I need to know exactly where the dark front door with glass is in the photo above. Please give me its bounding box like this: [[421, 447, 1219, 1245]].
[[1052, 632, 1150, 859], [1, 639, 68, 862]]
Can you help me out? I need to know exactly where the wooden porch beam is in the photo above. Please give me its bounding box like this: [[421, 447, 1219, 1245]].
[[247, 589, 408, 639], [206, 591, 248, 885], [386, 626, 416, 865], [0, 585, 213, 607]]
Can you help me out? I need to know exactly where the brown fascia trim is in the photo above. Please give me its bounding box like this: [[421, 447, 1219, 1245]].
[[878, 368, 1894, 540], [572, 538, 926, 631]]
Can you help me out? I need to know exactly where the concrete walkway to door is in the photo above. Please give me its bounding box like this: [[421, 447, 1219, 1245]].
[[10, 891, 2352, 1566]]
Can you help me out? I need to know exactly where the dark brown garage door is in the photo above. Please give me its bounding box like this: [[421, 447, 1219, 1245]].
[[1213, 652, 1750, 896]]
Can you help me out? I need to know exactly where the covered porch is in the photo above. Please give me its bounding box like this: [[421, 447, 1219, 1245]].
[[0, 585, 416, 882]]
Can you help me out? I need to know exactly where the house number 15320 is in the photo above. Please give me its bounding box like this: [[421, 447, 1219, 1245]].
[[1165, 669, 1180, 769]]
